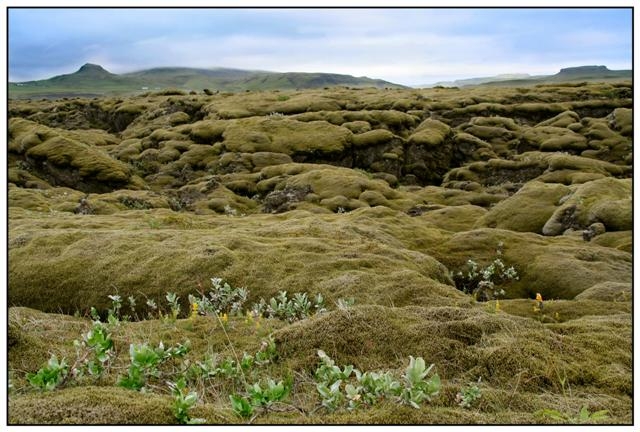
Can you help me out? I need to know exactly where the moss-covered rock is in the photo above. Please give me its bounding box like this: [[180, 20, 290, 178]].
[[475, 181, 570, 233], [574, 281, 631, 302], [222, 117, 352, 158], [25, 136, 131, 192], [542, 178, 631, 235], [425, 228, 631, 300], [9, 386, 175, 424], [418, 205, 487, 232]]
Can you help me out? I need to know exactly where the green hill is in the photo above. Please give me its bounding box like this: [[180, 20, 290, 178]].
[[481, 65, 631, 87], [419, 65, 631, 89], [9, 64, 406, 98]]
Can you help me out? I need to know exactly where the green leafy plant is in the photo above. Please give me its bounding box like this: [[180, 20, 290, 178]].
[[254, 336, 277, 366], [252, 291, 326, 322], [26, 355, 68, 391], [344, 383, 363, 411], [453, 244, 519, 301], [230, 394, 254, 419], [399, 356, 441, 409], [456, 379, 482, 409], [248, 378, 291, 409], [187, 354, 220, 381], [107, 294, 123, 322], [314, 351, 437, 412], [165, 292, 181, 320], [355, 370, 401, 405], [315, 350, 354, 384], [188, 277, 248, 317], [73, 320, 114, 378], [316, 380, 344, 412], [168, 378, 206, 424], [119, 341, 189, 391]]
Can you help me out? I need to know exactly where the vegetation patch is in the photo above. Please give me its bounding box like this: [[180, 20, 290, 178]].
[[8, 82, 632, 424]]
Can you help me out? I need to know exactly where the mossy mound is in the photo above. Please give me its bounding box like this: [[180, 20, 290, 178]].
[[8, 185, 85, 213], [408, 119, 451, 147], [9, 208, 459, 315], [9, 118, 133, 193], [417, 205, 487, 232], [9, 386, 175, 424], [9, 302, 630, 424], [475, 181, 570, 233], [275, 303, 630, 397], [574, 281, 631, 302], [535, 110, 580, 128], [521, 125, 588, 153], [405, 119, 455, 184], [607, 108, 632, 136], [425, 228, 631, 300], [221, 117, 353, 157], [445, 151, 630, 191], [542, 177, 631, 235], [590, 231, 632, 253], [8, 84, 633, 424]]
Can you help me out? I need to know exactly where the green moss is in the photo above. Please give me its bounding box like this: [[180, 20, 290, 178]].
[[425, 228, 631, 300], [222, 118, 352, 156], [590, 231, 632, 253], [111, 139, 143, 162], [469, 115, 520, 131], [279, 165, 400, 201], [9, 186, 85, 213], [188, 119, 229, 143], [475, 182, 570, 233], [175, 144, 220, 169], [463, 124, 516, 143], [536, 110, 580, 128], [574, 281, 631, 302], [357, 189, 392, 208], [6, 85, 634, 424], [608, 108, 632, 136], [419, 205, 488, 232], [148, 128, 186, 144], [351, 129, 396, 148], [522, 126, 587, 152], [341, 120, 371, 133], [408, 119, 451, 147], [8, 168, 51, 190], [9, 386, 175, 424], [542, 177, 631, 235], [115, 103, 147, 115], [250, 152, 293, 170]]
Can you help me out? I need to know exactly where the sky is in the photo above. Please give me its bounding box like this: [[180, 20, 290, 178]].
[[7, 8, 633, 86]]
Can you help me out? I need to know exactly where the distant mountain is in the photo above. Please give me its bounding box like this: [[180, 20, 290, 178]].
[[426, 73, 532, 88], [477, 66, 630, 87], [9, 63, 407, 98], [419, 65, 631, 88], [551, 65, 630, 80]]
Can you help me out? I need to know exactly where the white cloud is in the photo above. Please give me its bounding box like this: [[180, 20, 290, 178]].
[[8, 8, 632, 85]]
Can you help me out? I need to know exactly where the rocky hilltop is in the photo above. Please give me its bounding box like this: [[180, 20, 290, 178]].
[[8, 82, 632, 424]]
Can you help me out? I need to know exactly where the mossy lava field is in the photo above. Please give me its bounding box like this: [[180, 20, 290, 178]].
[[8, 82, 632, 424]]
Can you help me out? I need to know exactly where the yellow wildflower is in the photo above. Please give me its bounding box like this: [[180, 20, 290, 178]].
[[536, 293, 543, 302], [190, 303, 198, 319], [221, 313, 228, 325]]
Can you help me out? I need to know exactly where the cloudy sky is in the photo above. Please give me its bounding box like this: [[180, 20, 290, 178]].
[[8, 8, 632, 85]]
